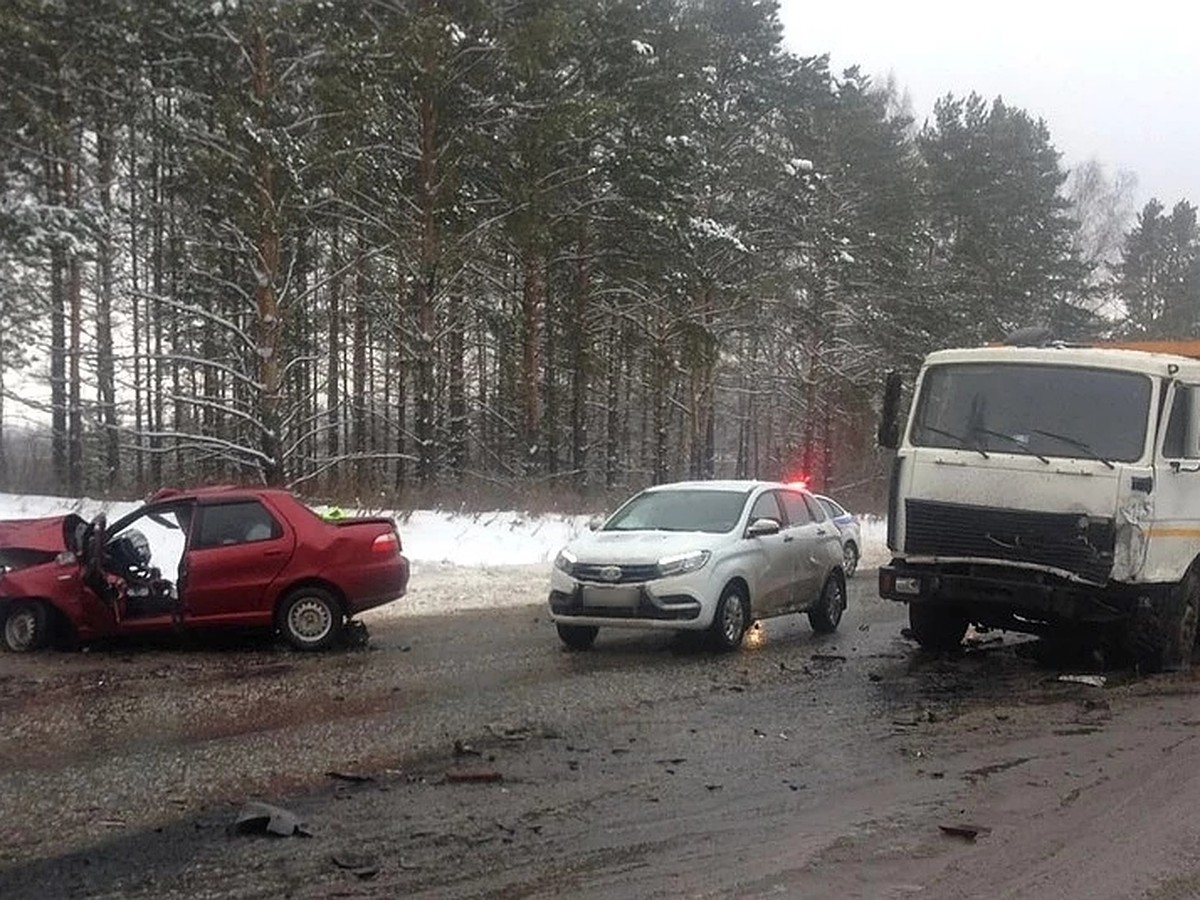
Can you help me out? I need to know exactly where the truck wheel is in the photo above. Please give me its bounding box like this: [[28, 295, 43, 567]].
[[907, 604, 968, 652], [3, 602, 50, 653], [1129, 570, 1200, 674], [556, 624, 598, 651]]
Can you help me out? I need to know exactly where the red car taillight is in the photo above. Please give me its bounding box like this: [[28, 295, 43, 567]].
[[372, 532, 400, 554]]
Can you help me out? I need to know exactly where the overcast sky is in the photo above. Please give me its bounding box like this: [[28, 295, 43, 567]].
[[777, 0, 1199, 211]]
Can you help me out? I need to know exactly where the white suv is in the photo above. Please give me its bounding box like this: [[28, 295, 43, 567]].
[[548, 480, 846, 651]]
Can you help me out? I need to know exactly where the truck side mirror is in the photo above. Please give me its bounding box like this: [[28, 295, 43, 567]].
[[878, 371, 903, 449]]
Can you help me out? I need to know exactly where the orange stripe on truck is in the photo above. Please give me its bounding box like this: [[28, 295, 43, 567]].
[[1147, 527, 1200, 538]]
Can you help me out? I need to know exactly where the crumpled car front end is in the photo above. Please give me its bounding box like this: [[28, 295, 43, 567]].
[[0, 514, 106, 648], [0, 514, 87, 575]]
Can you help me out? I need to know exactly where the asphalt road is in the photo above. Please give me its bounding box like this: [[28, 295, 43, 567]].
[[3, 567, 1200, 899]]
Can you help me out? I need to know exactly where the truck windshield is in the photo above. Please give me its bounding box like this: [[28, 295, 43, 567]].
[[911, 363, 1152, 463]]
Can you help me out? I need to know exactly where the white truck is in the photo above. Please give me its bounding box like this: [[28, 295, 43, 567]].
[[877, 337, 1200, 671]]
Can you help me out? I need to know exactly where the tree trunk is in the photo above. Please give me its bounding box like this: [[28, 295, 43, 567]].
[[604, 322, 621, 490], [96, 120, 118, 488], [393, 274, 407, 492], [128, 104, 144, 488], [544, 278, 558, 479], [46, 148, 67, 489], [414, 268, 435, 485], [150, 97, 165, 486], [447, 292, 466, 479], [63, 136, 83, 496], [250, 23, 283, 485], [352, 223, 368, 487], [570, 225, 591, 490], [652, 326, 669, 485], [520, 251, 544, 472], [326, 227, 341, 475], [414, 27, 440, 486]]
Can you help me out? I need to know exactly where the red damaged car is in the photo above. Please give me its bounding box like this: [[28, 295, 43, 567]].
[[0, 486, 410, 652]]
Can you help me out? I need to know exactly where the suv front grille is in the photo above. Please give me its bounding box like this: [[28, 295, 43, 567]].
[[572, 563, 659, 584], [904, 499, 1115, 584]]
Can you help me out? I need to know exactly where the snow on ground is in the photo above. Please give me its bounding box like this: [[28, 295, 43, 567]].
[[0, 492, 889, 614]]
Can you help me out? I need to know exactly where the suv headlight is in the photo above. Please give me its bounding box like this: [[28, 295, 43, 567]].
[[657, 550, 711, 578], [554, 548, 577, 575]]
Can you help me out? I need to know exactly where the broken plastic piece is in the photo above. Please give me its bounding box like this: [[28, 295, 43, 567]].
[[1058, 674, 1106, 688], [232, 801, 311, 837], [938, 822, 991, 841]]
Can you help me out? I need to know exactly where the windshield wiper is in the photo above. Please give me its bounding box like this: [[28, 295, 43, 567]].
[[919, 425, 989, 459], [973, 427, 1050, 464], [1029, 429, 1115, 469]]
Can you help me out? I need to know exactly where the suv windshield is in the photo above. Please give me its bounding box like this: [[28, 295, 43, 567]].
[[911, 363, 1152, 463], [604, 489, 750, 533]]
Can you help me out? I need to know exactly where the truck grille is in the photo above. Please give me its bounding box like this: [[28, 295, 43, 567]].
[[904, 499, 1115, 583]]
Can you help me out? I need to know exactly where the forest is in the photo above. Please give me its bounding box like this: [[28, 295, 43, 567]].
[[1, 0, 1198, 510]]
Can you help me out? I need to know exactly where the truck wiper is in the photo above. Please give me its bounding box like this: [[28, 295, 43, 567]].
[[1029, 429, 1115, 469], [973, 427, 1051, 464], [919, 425, 989, 459]]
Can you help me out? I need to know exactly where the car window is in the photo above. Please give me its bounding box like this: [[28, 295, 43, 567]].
[[819, 497, 845, 518], [194, 501, 281, 548], [805, 494, 828, 522], [109, 504, 190, 578], [779, 490, 812, 526], [604, 489, 749, 533], [1163, 385, 1200, 459], [747, 491, 783, 524]]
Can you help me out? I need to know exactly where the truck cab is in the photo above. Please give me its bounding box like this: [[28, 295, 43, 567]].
[[878, 340, 1200, 671]]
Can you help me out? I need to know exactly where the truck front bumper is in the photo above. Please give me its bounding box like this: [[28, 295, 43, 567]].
[[879, 560, 1150, 628]]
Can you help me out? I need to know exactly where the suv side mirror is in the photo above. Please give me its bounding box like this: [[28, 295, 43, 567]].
[[586, 515, 604, 532], [878, 371, 903, 449], [746, 517, 781, 537]]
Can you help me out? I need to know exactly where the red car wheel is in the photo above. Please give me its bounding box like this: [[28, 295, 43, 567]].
[[278, 587, 345, 651]]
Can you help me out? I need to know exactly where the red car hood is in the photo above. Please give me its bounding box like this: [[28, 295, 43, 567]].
[[0, 514, 86, 568]]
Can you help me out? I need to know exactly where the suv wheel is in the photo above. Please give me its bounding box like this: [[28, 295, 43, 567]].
[[556, 624, 598, 651], [808, 573, 846, 634], [709, 584, 749, 651]]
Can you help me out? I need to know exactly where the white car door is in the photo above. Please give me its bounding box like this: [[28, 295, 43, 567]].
[[744, 490, 792, 617], [779, 489, 825, 608]]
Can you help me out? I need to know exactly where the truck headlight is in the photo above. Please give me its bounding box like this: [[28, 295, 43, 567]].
[[554, 548, 577, 575], [657, 550, 711, 578]]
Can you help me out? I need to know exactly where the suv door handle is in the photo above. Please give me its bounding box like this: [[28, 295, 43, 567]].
[[816, 528, 828, 536], [783, 535, 795, 543]]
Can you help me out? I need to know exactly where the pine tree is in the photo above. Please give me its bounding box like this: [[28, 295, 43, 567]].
[[918, 93, 1092, 345], [1118, 199, 1200, 337]]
